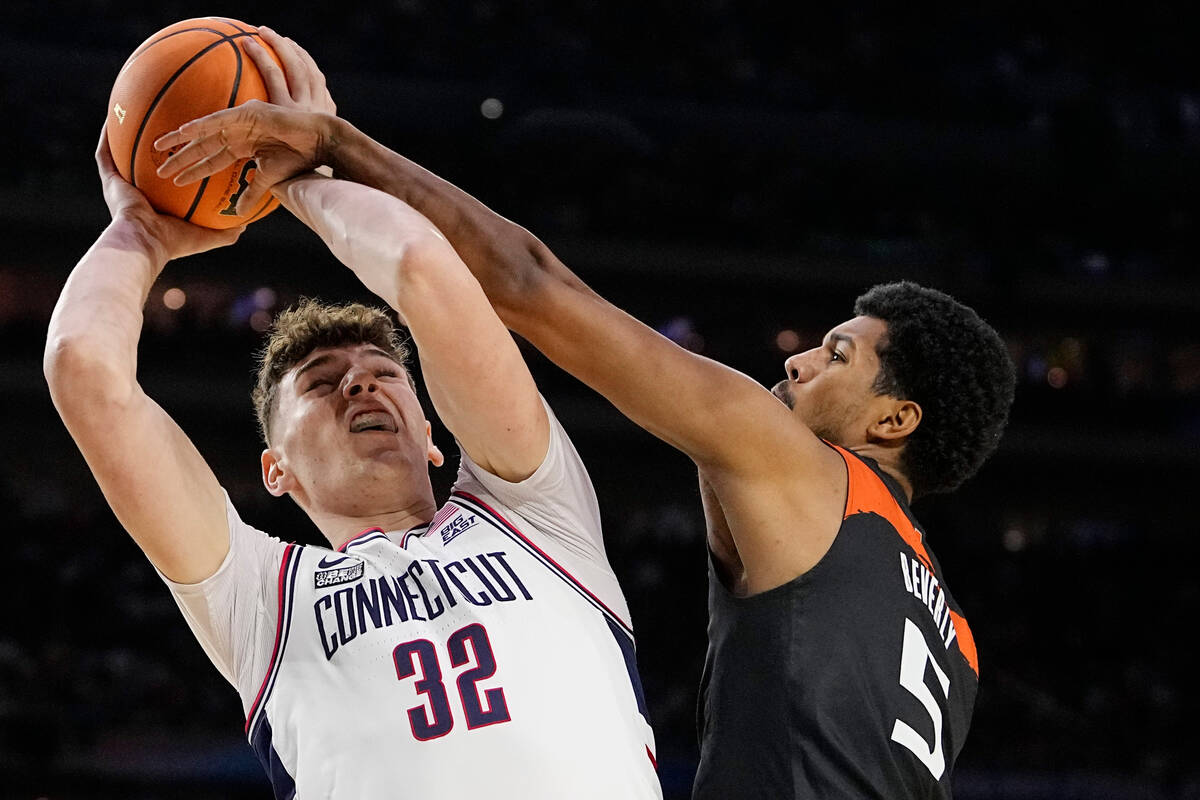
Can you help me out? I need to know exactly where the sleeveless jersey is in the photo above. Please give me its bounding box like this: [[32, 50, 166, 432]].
[[693, 445, 979, 799], [165, 407, 661, 799]]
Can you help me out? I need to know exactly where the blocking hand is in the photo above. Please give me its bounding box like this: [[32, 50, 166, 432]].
[[153, 27, 337, 218]]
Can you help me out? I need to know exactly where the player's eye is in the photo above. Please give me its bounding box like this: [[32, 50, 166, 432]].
[[376, 369, 398, 379], [305, 378, 333, 393], [830, 349, 846, 363]]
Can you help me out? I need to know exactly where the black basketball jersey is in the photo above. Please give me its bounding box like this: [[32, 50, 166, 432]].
[[693, 445, 978, 799]]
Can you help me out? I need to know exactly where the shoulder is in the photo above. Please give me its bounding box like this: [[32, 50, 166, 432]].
[[705, 436, 847, 594], [454, 397, 594, 505], [832, 447, 933, 566]]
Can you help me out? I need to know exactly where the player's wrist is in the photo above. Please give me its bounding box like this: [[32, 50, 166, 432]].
[[104, 212, 172, 268], [309, 112, 338, 171], [318, 115, 369, 179]]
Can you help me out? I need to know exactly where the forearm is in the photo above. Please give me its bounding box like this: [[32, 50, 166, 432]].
[[45, 219, 165, 402], [275, 171, 549, 478], [323, 117, 539, 315], [272, 172, 452, 320], [317, 124, 737, 458], [45, 228, 230, 585]]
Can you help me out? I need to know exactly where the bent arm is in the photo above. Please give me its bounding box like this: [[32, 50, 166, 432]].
[[44, 220, 228, 584], [271, 173, 548, 481]]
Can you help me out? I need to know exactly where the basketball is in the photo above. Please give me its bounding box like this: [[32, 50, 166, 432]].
[[106, 17, 282, 229]]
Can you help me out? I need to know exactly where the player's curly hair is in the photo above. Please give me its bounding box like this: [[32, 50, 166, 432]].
[[854, 281, 1015, 498], [252, 298, 413, 445]]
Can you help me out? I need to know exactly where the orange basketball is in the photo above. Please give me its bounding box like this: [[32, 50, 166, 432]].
[[106, 17, 282, 229]]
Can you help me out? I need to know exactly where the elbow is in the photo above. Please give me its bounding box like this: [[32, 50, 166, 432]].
[[501, 219, 555, 288], [44, 335, 135, 417], [392, 231, 457, 294], [43, 333, 83, 392], [385, 231, 482, 320], [481, 221, 559, 325]]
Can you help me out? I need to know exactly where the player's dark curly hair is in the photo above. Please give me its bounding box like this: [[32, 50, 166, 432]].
[[854, 281, 1015, 498], [252, 298, 413, 445]]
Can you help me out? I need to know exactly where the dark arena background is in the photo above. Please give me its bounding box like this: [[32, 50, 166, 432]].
[[2, 2, 1198, 798]]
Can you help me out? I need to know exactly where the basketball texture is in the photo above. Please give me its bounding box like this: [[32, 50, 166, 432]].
[[106, 17, 282, 229]]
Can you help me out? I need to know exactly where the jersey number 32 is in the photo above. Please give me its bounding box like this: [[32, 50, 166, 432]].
[[393, 622, 511, 741]]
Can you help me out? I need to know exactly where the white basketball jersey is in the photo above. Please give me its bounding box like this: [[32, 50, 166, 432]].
[[166, 408, 661, 799]]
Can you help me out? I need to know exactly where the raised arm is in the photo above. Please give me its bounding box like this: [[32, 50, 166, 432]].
[[44, 131, 243, 584], [268, 172, 548, 481]]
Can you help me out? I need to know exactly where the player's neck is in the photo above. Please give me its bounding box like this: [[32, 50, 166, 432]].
[[309, 497, 438, 550], [848, 442, 913, 501]]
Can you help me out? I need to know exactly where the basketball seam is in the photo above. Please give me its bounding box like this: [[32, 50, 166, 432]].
[[127, 24, 246, 64], [125, 29, 260, 225], [247, 195, 276, 223], [128, 30, 261, 184], [183, 36, 247, 223], [219, 18, 255, 35]]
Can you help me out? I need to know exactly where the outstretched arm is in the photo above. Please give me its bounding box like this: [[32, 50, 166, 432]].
[[300, 129, 826, 477], [156, 100, 814, 476], [268, 172, 549, 481], [44, 130, 244, 584], [310, 136, 848, 594]]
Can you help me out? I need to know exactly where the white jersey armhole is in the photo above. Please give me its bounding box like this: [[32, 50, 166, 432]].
[[159, 491, 290, 711]]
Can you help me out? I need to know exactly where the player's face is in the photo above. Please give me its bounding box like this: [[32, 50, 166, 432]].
[[263, 343, 438, 513], [772, 315, 893, 446]]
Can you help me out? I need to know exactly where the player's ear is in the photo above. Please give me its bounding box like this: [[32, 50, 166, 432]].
[[425, 421, 444, 467], [868, 398, 922, 443], [261, 448, 294, 496]]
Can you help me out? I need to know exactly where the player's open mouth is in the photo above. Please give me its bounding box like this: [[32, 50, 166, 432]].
[[349, 410, 398, 433]]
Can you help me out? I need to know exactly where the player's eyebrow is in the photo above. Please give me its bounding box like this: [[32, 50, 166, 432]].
[[828, 332, 856, 349], [293, 353, 339, 380], [294, 348, 399, 381], [362, 347, 401, 364]]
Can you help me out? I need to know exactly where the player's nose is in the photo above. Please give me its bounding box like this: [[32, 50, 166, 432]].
[[784, 350, 819, 384], [343, 366, 379, 397]]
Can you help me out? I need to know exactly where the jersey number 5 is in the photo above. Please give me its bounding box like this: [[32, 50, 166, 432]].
[[891, 617, 951, 779], [393, 623, 511, 741]]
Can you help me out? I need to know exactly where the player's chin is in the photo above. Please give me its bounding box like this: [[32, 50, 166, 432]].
[[352, 434, 429, 467], [348, 431, 404, 451]]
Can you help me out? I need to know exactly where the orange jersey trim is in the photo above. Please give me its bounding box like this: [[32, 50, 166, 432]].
[[831, 444, 979, 678], [949, 610, 979, 677], [832, 444, 933, 572]]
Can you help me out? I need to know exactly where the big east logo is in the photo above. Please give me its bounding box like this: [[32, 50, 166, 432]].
[[438, 514, 479, 545]]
